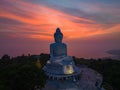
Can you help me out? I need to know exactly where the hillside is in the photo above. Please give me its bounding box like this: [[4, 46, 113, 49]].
[[0, 54, 120, 90]]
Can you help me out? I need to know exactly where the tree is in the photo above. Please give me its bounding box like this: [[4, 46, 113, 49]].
[[13, 65, 46, 90], [1, 54, 10, 60]]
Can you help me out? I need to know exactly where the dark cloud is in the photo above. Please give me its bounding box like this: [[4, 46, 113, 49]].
[[0, 0, 36, 19], [58, 7, 95, 23], [58, 6, 120, 24], [0, 17, 24, 24], [0, 17, 51, 37], [0, 17, 26, 33], [27, 0, 120, 24]]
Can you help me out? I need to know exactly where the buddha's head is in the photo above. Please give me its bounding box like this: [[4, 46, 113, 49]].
[[54, 28, 63, 43]]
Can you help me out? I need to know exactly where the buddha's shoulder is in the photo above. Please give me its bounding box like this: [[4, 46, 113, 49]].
[[50, 43, 55, 46], [50, 43, 66, 47]]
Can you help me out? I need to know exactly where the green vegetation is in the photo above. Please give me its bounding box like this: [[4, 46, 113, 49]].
[[0, 54, 49, 90], [0, 54, 120, 90]]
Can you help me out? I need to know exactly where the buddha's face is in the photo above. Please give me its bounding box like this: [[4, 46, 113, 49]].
[[55, 34, 63, 43], [54, 28, 63, 43]]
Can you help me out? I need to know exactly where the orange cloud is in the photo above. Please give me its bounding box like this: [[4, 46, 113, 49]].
[[0, 0, 120, 41]]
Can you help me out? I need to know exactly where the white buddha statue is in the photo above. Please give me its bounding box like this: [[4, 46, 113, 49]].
[[50, 28, 73, 65], [44, 28, 78, 75]]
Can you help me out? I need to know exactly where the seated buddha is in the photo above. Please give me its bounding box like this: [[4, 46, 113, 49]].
[[44, 28, 78, 75], [50, 28, 72, 64]]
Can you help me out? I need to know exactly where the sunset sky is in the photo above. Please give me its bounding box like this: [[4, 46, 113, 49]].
[[0, 0, 120, 58]]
